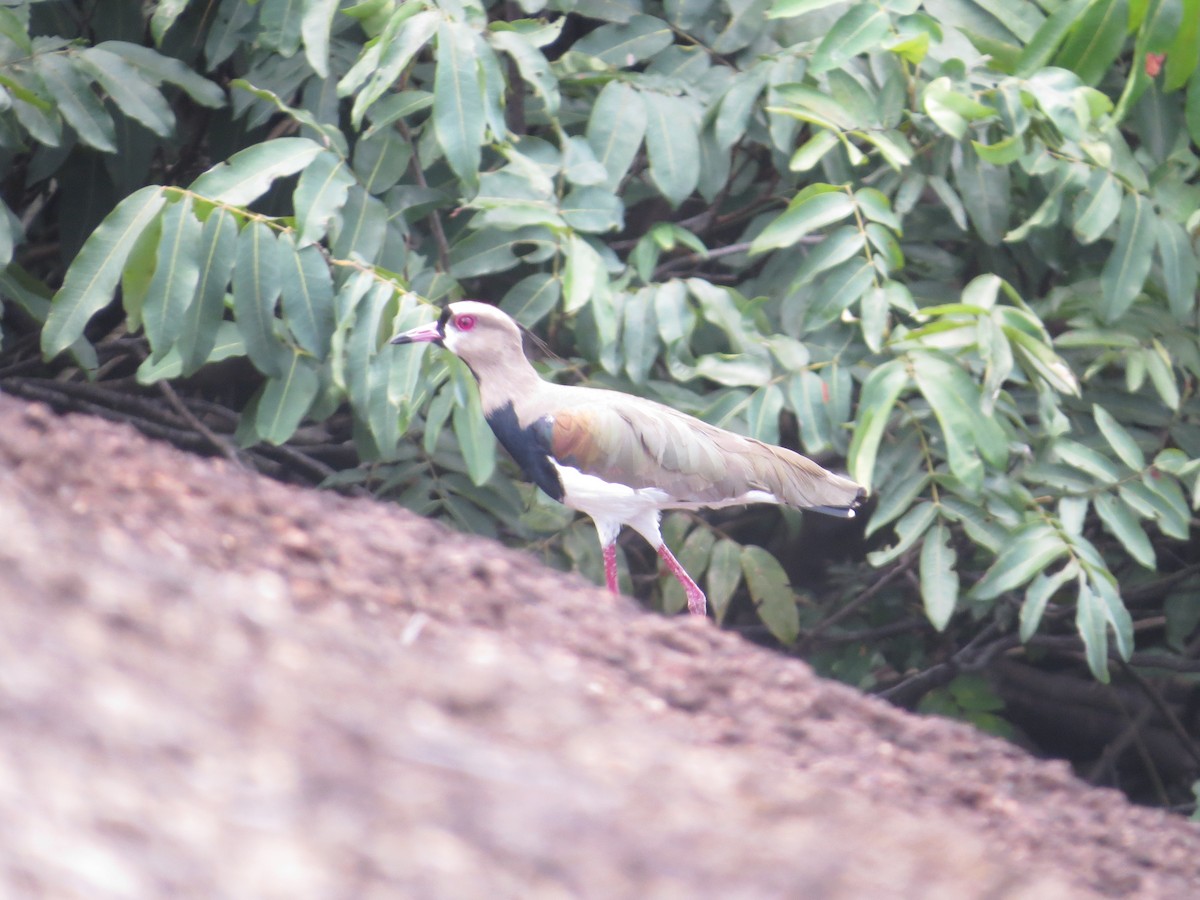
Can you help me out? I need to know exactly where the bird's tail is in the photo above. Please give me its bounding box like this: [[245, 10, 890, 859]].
[[754, 443, 867, 517]]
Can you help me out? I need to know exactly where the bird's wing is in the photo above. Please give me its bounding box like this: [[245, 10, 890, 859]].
[[548, 397, 864, 513]]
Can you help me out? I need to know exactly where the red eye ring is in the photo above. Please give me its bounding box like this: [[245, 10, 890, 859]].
[[454, 314, 477, 331]]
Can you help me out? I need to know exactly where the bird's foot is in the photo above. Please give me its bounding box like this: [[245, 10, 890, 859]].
[[656, 543, 708, 617]]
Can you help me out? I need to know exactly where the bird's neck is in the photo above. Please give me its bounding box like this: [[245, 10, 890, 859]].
[[471, 353, 545, 415]]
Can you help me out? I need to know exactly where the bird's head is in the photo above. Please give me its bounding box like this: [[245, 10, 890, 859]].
[[391, 300, 526, 375]]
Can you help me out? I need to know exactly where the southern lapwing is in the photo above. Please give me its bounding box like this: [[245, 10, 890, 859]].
[[392, 301, 866, 617]]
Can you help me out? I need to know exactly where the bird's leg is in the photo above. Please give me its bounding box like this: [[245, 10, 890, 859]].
[[656, 543, 707, 617], [602, 542, 619, 594]]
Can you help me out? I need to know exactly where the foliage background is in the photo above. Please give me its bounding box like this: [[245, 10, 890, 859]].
[[1, 0, 1199, 805]]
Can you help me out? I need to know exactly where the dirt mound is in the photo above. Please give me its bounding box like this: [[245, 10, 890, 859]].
[[1, 394, 1197, 897]]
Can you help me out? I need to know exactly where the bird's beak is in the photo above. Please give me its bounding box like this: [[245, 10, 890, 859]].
[[390, 320, 443, 345]]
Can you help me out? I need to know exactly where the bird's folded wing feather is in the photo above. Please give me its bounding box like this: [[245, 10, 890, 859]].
[[550, 401, 863, 511]]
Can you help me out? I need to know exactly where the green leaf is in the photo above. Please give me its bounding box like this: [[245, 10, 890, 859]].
[[300, 0, 340, 77], [1093, 404, 1144, 470], [1144, 341, 1180, 409], [741, 545, 798, 644], [1140, 468, 1190, 539], [848, 358, 909, 489], [143, 196, 202, 357], [911, 353, 1007, 492], [971, 133, 1023, 165], [562, 233, 605, 313], [256, 350, 320, 445], [78, 46, 175, 137], [1011, 328, 1079, 395], [490, 29, 559, 115], [362, 91, 434, 137], [1089, 568, 1133, 661], [790, 226, 864, 288], [622, 289, 658, 384], [1020, 562, 1077, 642], [788, 370, 834, 455], [1014, 0, 1095, 76], [98, 41, 224, 108], [941, 495, 1007, 553], [953, 144, 1009, 246], [1100, 192, 1156, 322], [789, 130, 840, 172], [1071, 170, 1122, 244], [1076, 577, 1111, 682], [450, 228, 527, 279], [715, 67, 767, 150], [923, 78, 980, 139], [573, 15, 673, 65], [423, 385, 456, 456], [35, 53, 116, 152], [120, 208, 161, 336], [864, 462, 929, 539], [768, 0, 844, 17], [866, 501, 937, 567], [354, 129, 411, 196], [706, 538, 742, 625], [43, 185, 167, 358], [751, 187, 855, 254], [479, 35, 512, 151], [330, 187, 387, 264], [279, 235, 335, 359], [1094, 492, 1156, 568], [191, 138, 323, 206], [586, 81, 647, 190], [348, 10, 439, 124], [232, 222, 286, 378], [178, 207, 237, 375], [928, 175, 967, 230], [855, 187, 901, 232], [561, 185, 624, 233], [746, 384, 784, 445], [501, 273, 560, 327], [642, 91, 700, 208], [920, 522, 959, 631], [1053, 438, 1122, 483], [259, 0, 304, 56], [810, 4, 891, 74], [971, 524, 1067, 601], [1163, 0, 1200, 90], [772, 83, 856, 131], [1155, 217, 1198, 320], [434, 20, 486, 188], [452, 374, 498, 486], [1055, 0, 1129, 85], [150, 0, 188, 43], [802, 257, 875, 331], [295, 149, 356, 245]]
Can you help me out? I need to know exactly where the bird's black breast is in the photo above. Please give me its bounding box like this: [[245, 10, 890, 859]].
[[484, 402, 564, 502]]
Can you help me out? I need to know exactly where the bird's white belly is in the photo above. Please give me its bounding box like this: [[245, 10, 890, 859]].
[[552, 463, 779, 546]]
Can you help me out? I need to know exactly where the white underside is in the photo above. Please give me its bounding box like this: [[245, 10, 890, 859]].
[[554, 462, 779, 548]]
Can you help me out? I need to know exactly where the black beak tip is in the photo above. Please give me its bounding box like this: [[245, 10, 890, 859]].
[[390, 335, 411, 345]]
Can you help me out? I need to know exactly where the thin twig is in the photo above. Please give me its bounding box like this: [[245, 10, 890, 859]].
[[800, 562, 908, 644], [397, 118, 451, 272], [156, 380, 247, 467], [1118, 658, 1200, 769]]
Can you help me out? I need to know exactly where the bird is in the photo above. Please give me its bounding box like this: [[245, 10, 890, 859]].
[[392, 301, 866, 617]]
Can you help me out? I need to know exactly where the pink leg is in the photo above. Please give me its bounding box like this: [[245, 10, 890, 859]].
[[656, 543, 707, 617], [603, 542, 619, 595]]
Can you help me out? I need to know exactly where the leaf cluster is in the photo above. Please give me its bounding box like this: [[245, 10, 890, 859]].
[[4, 0, 1200, 693]]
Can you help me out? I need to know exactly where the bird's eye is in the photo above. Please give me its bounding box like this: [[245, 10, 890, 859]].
[[454, 314, 477, 331]]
